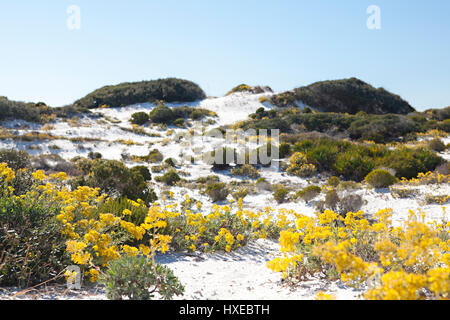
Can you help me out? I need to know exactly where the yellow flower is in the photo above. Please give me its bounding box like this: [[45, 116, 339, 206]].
[[122, 209, 132, 216], [32, 170, 47, 181]]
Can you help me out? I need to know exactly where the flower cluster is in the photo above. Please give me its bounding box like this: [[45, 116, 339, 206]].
[[267, 207, 449, 300]]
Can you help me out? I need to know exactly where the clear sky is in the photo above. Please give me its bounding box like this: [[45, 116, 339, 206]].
[[0, 0, 449, 110]]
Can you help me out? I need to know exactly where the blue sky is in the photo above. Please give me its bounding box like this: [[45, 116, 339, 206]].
[[0, 0, 449, 110]]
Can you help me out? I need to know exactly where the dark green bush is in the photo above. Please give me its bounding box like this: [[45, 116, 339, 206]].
[[327, 176, 340, 187], [130, 112, 150, 125], [0, 196, 69, 288], [230, 164, 260, 179], [270, 78, 414, 114], [379, 148, 443, 179], [273, 185, 290, 204], [73, 159, 157, 204], [149, 105, 176, 124], [164, 158, 176, 167], [427, 139, 446, 152], [156, 170, 181, 186], [0, 149, 31, 170], [205, 182, 229, 203], [291, 138, 442, 181], [100, 255, 184, 300], [74, 78, 206, 109], [296, 185, 321, 203], [131, 165, 152, 181], [205, 147, 237, 170], [364, 169, 397, 188], [279, 143, 292, 158]]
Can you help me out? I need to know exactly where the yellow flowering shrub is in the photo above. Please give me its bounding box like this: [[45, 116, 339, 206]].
[[267, 207, 450, 300]]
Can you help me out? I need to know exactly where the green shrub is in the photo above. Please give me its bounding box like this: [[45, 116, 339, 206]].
[[100, 255, 184, 300], [11, 168, 34, 195], [131, 165, 152, 181], [365, 169, 397, 188], [327, 176, 340, 187], [205, 182, 229, 202], [149, 105, 176, 124], [379, 148, 443, 179], [0, 149, 31, 170], [296, 185, 321, 203], [273, 185, 290, 204], [333, 152, 375, 181], [232, 188, 249, 200], [74, 159, 157, 204], [173, 118, 185, 127], [156, 170, 181, 186], [0, 195, 69, 288], [88, 151, 103, 160], [205, 147, 237, 170], [226, 84, 252, 96], [164, 158, 176, 167], [323, 189, 340, 212], [142, 149, 164, 163], [255, 178, 272, 191], [130, 112, 149, 125], [230, 164, 260, 179], [279, 143, 291, 158], [73, 78, 206, 109], [427, 139, 446, 152], [270, 78, 414, 114]]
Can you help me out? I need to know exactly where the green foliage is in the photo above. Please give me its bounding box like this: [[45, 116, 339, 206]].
[[164, 158, 176, 167], [230, 164, 260, 179], [100, 255, 184, 300], [156, 170, 181, 186], [364, 169, 397, 188], [149, 105, 176, 124], [270, 78, 415, 114], [379, 147, 443, 179], [0, 149, 31, 170], [226, 84, 253, 96], [240, 106, 443, 143], [232, 188, 249, 200], [0, 194, 69, 288], [0, 96, 88, 123], [138, 149, 164, 163], [427, 139, 446, 152], [131, 165, 152, 181], [273, 185, 290, 204], [130, 112, 149, 125], [291, 138, 442, 181], [296, 185, 321, 203], [205, 147, 237, 170], [73, 159, 157, 204], [88, 151, 103, 160], [205, 182, 229, 203], [74, 78, 206, 109], [327, 176, 340, 187], [348, 114, 420, 143], [279, 143, 292, 158]]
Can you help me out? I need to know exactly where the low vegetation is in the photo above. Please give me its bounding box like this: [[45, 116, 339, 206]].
[[74, 78, 206, 109]]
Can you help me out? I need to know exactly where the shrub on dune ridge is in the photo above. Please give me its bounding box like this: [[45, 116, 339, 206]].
[[74, 78, 206, 109]]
